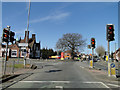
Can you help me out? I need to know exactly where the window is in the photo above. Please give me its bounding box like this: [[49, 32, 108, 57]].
[[21, 49, 26, 57], [11, 50, 17, 57]]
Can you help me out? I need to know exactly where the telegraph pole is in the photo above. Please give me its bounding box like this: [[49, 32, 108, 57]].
[[26, 0, 31, 43]]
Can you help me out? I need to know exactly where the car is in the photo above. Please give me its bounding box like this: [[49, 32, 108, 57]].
[[93, 58, 97, 62]]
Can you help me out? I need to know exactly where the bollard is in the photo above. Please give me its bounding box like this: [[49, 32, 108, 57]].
[[89, 60, 93, 68]]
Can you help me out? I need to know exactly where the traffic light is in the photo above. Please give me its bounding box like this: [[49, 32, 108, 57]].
[[2, 28, 9, 42], [10, 31, 15, 43], [107, 24, 115, 41], [91, 38, 95, 48]]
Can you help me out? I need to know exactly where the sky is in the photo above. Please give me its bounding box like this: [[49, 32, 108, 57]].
[[1, 2, 119, 54]]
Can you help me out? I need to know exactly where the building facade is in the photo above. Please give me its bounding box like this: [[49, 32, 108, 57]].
[[0, 31, 41, 59], [113, 48, 120, 61]]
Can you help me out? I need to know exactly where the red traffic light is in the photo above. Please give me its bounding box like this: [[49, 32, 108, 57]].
[[92, 39, 94, 41], [109, 27, 112, 29]]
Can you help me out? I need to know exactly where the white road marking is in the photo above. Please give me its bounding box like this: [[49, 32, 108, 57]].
[[55, 86, 63, 88], [19, 81, 110, 88], [83, 82, 101, 83], [80, 66, 84, 68], [19, 81, 70, 83], [100, 82, 110, 88], [107, 83, 120, 87], [83, 82, 109, 88]]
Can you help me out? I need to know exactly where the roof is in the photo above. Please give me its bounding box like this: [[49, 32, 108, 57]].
[[114, 48, 120, 54], [29, 40, 35, 48]]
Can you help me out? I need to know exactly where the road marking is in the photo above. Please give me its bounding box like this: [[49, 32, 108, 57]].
[[55, 86, 63, 88], [107, 83, 120, 87], [20, 81, 109, 88], [80, 66, 84, 68], [100, 82, 110, 88], [83, 82, 109, 88], [19, 81, 70, 83]]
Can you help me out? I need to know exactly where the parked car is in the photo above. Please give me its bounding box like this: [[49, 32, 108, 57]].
[[93, 58, 97, 62]]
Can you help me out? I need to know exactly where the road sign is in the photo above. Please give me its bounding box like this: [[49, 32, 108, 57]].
[[111, 63, 115, 68], [110, 63, 116, 76]]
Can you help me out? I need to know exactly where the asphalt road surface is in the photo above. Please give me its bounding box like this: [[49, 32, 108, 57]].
[[6, 60, 119, 89]]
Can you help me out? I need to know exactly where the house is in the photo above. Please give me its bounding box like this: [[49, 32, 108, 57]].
[[0, 44, 9, 57], [0, 30, 41, 59], [64, 50, 72, 59], [113, 48, 120, 61]]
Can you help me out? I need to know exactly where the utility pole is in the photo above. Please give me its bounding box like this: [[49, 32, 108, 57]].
[[26, 0, 31, 43], [25, 0, 31, 67]]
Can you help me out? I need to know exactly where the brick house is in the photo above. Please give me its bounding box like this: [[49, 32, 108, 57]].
[[0, 31, 41, 59], [113, 48, 120, 61], [0, 44, 9, 57]]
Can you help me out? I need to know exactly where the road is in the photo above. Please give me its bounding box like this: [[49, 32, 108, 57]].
[[6, 60, 119, 89]]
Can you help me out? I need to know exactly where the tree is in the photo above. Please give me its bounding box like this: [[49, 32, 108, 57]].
[[95, 46, 105, 59], [56, 33, 86, 59], [41, 48, 57, 59]]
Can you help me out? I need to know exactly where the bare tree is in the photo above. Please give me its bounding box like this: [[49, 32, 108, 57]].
[[95, 46, 105, 59], [56, 33, 86, 59]]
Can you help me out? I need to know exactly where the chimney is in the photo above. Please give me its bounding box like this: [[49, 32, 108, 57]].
[[24, 31, 29, 43], [32, 34, 36, 41]]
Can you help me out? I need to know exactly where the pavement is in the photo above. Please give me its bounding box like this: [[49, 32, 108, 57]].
[[1, 59, 119, 90]]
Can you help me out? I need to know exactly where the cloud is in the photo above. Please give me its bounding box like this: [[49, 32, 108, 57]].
[[30, 12, 70, 23]]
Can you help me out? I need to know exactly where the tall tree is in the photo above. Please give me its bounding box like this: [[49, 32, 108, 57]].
[[95, 46, 105, 59], [56, 33, 86, 59]]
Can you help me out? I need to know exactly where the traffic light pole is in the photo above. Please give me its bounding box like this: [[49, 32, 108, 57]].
[[3, 42, 8, 75], [92, 47, 94, 68], [108, 41, 111, 76]]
